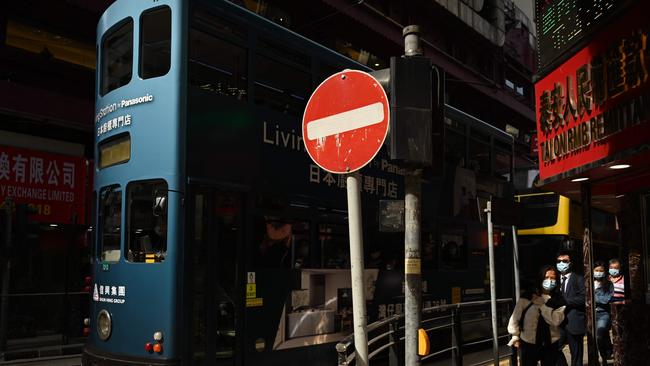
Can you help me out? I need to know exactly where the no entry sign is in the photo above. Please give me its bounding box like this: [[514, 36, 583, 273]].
[[302, 70, 390, 174]]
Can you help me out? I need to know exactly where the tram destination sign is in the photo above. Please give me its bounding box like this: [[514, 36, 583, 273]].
[[302, 70, 389, 174]]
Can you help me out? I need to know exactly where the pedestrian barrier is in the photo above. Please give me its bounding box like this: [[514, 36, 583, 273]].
[[335, 298, 514, 366]]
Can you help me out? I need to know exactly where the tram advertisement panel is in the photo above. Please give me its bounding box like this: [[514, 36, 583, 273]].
[[535, 1, 650, 181], [0, 145, 87, 224]]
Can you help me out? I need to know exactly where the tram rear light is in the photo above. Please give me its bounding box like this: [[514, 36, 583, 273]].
[[153, 343, 163, 353], [145, 343, 153, 353], [84, 285, 91, 293], [83, 327, 90, 337], [85, 276, 92, 284], [84, 318, 90, 326]]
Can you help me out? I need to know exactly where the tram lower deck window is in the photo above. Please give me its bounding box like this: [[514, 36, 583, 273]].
[[126, 180, 168, 263], [99, 186, 122, 262]]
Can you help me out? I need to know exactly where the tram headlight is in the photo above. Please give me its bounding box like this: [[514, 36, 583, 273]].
[[97, 309, 112, 341]]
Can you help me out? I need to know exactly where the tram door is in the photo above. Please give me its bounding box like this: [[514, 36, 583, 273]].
[[190, 187, 244, 366]]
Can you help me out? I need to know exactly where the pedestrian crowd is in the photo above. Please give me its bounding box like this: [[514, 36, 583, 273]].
[[507, 250, 625, 366]]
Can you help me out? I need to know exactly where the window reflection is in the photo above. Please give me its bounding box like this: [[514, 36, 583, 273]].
[[257, 218, 309, 268]]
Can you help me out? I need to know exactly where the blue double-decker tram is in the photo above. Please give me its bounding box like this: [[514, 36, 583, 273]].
[[85, 1, 517, 365]]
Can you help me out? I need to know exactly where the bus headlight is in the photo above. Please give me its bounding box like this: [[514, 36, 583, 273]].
[[97, 310, 112, 341]]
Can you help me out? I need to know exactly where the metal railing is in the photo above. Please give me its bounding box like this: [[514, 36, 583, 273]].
[[336, 298, 514, 366]]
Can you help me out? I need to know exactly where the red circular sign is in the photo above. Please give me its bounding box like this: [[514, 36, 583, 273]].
[[302, 70, 390, 174]]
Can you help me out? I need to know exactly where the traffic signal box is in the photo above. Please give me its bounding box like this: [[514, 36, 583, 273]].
[[372, 56, 444, 171]]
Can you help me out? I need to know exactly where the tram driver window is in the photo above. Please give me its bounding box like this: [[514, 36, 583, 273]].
[[99, 186, 122, 262], [100, 18, 133, 96], [126, 180, 168, 263]]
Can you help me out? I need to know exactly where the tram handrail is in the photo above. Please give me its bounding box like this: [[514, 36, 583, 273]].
[[335, 298, 514, 366]]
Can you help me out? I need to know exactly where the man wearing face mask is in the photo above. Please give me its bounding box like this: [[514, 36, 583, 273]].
[[608, 258, 625, 304], [555, 250, 585, 366]]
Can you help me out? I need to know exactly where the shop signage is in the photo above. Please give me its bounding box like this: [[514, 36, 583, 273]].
[[0, 145, 87, 224], [535, 3, 650, 180]]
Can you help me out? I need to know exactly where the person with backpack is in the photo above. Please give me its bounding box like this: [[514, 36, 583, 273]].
[[508, 265, 567, 366]]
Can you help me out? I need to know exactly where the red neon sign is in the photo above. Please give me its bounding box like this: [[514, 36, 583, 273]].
[[535, 2, 650, 181]]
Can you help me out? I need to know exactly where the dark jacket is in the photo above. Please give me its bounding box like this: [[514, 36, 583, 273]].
[[561, 272, 586, 335]]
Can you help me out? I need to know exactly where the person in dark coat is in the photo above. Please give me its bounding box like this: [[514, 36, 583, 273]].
[[555, 250, 585, 366]]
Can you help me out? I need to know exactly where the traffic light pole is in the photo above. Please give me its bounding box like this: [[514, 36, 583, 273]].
[[402, 25, 424, 366], [404, 169, 422, 366]]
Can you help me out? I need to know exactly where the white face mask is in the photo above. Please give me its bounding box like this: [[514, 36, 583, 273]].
[[542, 279, 557, 291], [594, 271, 605, 279]]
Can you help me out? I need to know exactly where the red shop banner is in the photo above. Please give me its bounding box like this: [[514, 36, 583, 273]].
[[534, 2, 650, 181], [0, 145, 88, 224]]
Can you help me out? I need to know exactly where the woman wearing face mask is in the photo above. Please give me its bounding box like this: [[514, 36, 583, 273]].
[[508, 265, 567, 366], [608, 258, 625, 304], [594, 261, 613, 365]]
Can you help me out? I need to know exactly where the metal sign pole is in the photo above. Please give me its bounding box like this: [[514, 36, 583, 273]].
[[485, 199, 499, 365], [404, 170, 422, 366], [346, 175, 368, 366], [512, 225, 520, 303]]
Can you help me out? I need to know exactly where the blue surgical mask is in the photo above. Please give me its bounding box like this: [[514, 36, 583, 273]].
[[594, 271, 605, 279], [543, 279, 557, 291], [609, 268, 620, 277], [557, 262, 570, 273]]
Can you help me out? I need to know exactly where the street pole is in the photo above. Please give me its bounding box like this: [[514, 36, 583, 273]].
[[404, 169, 422, 366], [512, 225, 520, 303], [485, 199, 499, 365], [346, 175, 368, 366]]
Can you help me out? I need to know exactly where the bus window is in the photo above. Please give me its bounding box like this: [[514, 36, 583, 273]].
[[254, 52, 311, 116], [140, 6, 171, 79], [99, 186, 122, 262], [494, 148, 511, 181], [519, 194, 560, 229], [100, 18, 133, 96], [188, 28, 248, 100], [126, 180, 168, 263]]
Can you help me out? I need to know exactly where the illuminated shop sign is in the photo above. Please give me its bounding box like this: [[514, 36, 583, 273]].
[[535, 3, 650, 181], [0, 145, 87, 224]]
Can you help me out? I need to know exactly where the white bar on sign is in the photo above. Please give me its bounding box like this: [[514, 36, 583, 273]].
[[306, 102, 384, 140]]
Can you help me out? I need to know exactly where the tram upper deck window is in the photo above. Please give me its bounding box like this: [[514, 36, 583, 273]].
[[189, 10, 248, 100], [140, 6, 171, 79], [100, 19, 133, 96], [126, 180, 168, 263], [99, 186, 122, 262], [254, 40, 311, 116]]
